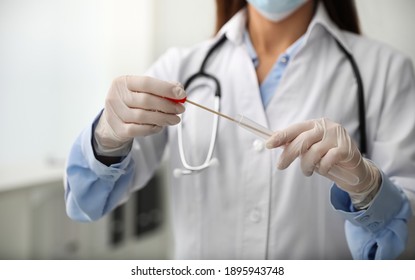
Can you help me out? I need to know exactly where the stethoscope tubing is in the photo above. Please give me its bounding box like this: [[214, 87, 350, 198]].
[[175, 97, 220, 175]]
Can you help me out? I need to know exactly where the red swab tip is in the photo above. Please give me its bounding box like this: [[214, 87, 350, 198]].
[[165, 97, 187, 103]]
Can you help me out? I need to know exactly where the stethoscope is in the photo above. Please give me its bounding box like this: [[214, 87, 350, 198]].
[[173, 33, 367, 177]]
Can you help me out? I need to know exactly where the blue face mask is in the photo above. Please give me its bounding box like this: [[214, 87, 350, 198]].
[[247, 0, 308, 22]]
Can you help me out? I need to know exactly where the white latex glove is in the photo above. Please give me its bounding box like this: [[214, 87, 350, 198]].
[[94, 76, 186, 155], [266, 118, 381, 209]]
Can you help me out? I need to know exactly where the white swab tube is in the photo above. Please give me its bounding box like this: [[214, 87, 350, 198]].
[[236, 114, 273, 139]]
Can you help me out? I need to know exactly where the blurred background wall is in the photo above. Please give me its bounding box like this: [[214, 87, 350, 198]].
[[0, 0, 414, 259]]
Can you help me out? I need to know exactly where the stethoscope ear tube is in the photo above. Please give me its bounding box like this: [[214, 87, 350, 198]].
[[333, 37, 367, 156]]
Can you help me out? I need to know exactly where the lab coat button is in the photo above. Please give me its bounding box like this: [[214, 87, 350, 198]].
[[249, 208, 261, 223], [280, 56, 289, 64], [252, 139, 264, 152]]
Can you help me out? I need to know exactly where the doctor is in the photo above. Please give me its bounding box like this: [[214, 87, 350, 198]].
[[65, 0, 415, 259]]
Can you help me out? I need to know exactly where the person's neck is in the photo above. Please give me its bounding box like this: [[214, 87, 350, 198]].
[[247, 1, 315, 56]]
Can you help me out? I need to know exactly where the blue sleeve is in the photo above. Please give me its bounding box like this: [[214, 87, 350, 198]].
[[64, 113, 136, 222], [331, 171, 411, 259]]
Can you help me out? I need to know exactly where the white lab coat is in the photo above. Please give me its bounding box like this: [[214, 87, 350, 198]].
[[120, 4, 415, 259]]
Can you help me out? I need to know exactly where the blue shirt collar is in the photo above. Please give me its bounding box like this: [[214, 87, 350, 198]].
[[243, 29, 305, 67]]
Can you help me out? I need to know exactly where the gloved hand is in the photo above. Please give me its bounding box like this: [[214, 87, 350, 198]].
[[94, 76, 186, 155], [266, 118, 381, 209]]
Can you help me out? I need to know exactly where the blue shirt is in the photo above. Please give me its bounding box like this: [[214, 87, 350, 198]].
[[243, 30, 304, 107]]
